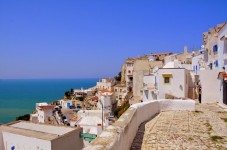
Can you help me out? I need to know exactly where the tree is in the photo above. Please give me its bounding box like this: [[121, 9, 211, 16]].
[[65, 91, 72, 99], [114, 72, 122, 82], [70, 88, 74, 95], [16, 114, 30, 121], [78, 96, 85, 101], [113, 101, 130, 118]]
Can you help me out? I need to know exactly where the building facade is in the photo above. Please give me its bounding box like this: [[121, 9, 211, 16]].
[[114, 84, 127, 106], [0, 121, 83, 150], [37, 105, 55, 123], [96, 78, 114, 91], [217, 22, 227, 106], [157, 61, 190, 99]]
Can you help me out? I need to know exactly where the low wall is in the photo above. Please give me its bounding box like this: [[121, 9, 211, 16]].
[[84, 99, 195, 150], [159, 99, 195, 111]]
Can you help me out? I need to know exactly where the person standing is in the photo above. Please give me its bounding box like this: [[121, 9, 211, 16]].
[[198, 80, 202, 103]]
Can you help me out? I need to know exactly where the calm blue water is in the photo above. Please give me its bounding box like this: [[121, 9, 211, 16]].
[[0, 79, 98, 123]]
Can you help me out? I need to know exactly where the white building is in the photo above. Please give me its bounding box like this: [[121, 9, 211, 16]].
[[192, 53, 205, 75], [59, 99, 76, 108], [74, 88, 88, 98], [97, 90, 115, 115], [218, 23, 227, 70], [77, 110, 102, 120], [132, 59, 163, 104], [69, 116, 78, 127], [114, 84, 127, 106], [36, 102, 48, 110], [77, 110, 108, 138], [157, 61, 190, 99], [37, 105, 55, 123], [217, 22, 227, 106], [143, 74, 158, 102], [0, 121, 84, 150], [77, 116, 103, 136], [96, 78, 114, 91]]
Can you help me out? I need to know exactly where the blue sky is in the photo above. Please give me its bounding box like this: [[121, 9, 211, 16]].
[[0, 0, 226, 79]]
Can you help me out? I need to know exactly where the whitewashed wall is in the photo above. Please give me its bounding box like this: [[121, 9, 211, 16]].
[[192, 54, 204, 75], [37, 109, 45, 123], [218, 24, 227, 70], [143, 75, 157, 101], [158, 69, 188, 99], [199, 69, 219, 103], [2, 132, 51, 150]]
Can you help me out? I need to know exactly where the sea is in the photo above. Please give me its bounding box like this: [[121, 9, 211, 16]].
[[0, 78, 98, 124]]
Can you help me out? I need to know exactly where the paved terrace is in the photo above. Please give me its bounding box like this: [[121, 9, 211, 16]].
[[131, 103, 227, 150]]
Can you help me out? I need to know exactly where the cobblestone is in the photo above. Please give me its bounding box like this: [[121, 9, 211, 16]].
[[131, 102, 227, 150]]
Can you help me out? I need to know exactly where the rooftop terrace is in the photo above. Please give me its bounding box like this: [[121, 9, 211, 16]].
[[1, 121, 77, 141], [131, 103, 227, 149], [85, 100, 227, 150]]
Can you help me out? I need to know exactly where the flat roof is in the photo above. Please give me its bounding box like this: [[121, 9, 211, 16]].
[[10, 122, 74, 135], [0, 121, 78, 141]]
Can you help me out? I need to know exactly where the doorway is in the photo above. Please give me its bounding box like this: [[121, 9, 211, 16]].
[[223, 80, 227, 105]]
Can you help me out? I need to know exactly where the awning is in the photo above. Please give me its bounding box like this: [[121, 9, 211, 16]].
[[162, 73, 172, 77], [220, 35, 227, 41]]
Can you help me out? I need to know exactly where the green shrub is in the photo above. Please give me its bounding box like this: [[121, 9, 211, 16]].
[[16, 114, 30, 121]]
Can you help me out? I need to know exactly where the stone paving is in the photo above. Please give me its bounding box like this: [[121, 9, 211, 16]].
[[131, 102, 227, 150]]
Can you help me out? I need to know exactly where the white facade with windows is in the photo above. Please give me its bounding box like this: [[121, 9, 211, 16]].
[[192, 54, 205, 75], [37, 105, 54, 123], [114, 84, 127, 106], [157, 68, 189, 99], [157, 61, 190, 99], [97, 90, 115, 115], [96, 78, 114, 91]]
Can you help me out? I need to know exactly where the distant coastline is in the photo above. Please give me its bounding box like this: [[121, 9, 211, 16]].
[[0, 78, 98, 123]]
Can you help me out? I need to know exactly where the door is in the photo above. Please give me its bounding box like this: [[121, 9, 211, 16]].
[[223, 80, 227, 105], [67, 102, 71, 108]]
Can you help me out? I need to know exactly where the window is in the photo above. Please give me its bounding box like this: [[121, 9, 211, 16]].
[[164, 77, 170, 84], [162, 73, 172, 84], [213, 45, 218, 53], [129, 77, 133, 81], [215, 60, 218, 67], [115, 89, 117, 92], [128, 70, 131, 74]]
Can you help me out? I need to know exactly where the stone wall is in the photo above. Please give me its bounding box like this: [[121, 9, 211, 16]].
[[84, 99, 195, 150]]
